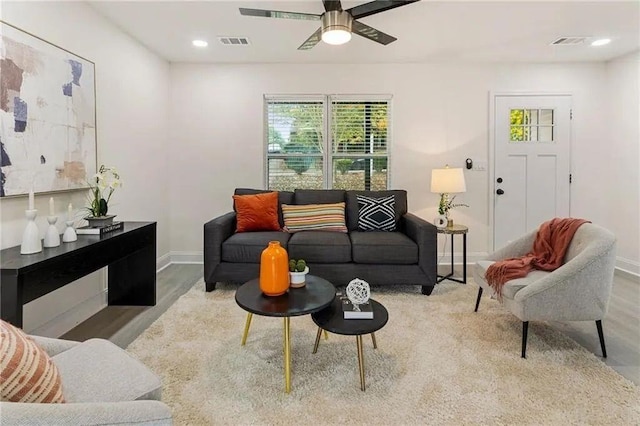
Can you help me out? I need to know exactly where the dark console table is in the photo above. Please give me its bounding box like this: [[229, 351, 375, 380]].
[[1, 221, 156, 328]]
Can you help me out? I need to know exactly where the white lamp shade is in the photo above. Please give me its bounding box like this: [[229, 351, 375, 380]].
[[431, 167, 466, 194]]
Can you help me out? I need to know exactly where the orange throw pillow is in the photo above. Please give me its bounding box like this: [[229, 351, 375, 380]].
[[1, 320, 65, 403], [233, 192, 281, 232]]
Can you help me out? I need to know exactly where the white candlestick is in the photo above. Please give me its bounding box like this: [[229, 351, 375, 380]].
[[28, 188, 35, 210], [49, 197, 55, 216], [67, 203, 73, 221]]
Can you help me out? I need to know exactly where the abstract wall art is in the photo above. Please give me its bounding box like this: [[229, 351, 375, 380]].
[[0, 21, 97, 197]]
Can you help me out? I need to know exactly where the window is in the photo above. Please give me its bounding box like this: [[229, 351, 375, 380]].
[[265, 95, 391, 191], [510, 108, 555, 142]]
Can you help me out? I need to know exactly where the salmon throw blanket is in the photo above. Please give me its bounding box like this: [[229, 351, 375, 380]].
[[485, 218, 590, 298]]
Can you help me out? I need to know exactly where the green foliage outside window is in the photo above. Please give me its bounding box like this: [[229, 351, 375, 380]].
[[510, 109, 525, 141]]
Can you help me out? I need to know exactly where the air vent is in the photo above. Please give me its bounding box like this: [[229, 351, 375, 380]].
[[551, 37, 586, 45], [218, 37, 250, 46]]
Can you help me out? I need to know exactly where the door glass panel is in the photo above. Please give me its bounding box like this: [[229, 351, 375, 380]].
[[539, 109, 554, 126], [510, 108, 554, 142], [538, 126, 554, 142]]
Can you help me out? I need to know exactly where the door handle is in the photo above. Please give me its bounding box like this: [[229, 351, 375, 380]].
[[496, 189, 505, 195]]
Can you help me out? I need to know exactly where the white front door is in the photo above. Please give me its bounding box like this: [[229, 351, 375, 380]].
[[493, 94, 572, 250]]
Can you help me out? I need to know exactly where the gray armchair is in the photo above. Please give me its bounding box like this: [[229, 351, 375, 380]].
[[473, 223, 617, 358], [0, 336, 172, 425]]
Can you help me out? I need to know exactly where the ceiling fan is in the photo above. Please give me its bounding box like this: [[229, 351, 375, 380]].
[[239, 0, 420, 50]]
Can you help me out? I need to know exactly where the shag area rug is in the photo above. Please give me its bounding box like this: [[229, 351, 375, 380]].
[[127, 280, 639, 425]]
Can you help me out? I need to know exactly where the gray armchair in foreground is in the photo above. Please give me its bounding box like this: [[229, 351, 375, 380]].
[[0, 336, 172, 426], [473, 223, 617, 358]]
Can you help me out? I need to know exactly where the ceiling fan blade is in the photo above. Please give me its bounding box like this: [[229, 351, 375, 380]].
[[352, 20, 397, 45], [239, 8, 321, 21], [322, 0, 343, 12], [346, 0, 420, 20], [298, 28, 323, 50]]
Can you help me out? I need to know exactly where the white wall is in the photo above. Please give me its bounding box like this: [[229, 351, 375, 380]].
[[169, 62, 637, 268], [1, 1, 171, 335], [603, 51, 640, 274]]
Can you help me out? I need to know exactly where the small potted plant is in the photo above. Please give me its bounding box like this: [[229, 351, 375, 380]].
[[288, 259, 309, 288], [85, 165, 122, 227]]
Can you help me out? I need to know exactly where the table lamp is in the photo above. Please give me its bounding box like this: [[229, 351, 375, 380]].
[[430, 165, 466, 227]]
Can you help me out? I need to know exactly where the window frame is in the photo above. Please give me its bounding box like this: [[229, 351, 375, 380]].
[[264, 94, 393, 190]]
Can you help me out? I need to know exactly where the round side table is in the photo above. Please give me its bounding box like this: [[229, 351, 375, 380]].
[[436, 224, 468, 284]]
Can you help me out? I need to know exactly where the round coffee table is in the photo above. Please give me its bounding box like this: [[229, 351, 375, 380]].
[[311, 297, 389, 391], [235, 275, 335, 393]]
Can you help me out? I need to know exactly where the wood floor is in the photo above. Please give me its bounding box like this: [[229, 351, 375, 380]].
[[61, 263, 202, 348], [64, 263, 639, 385]]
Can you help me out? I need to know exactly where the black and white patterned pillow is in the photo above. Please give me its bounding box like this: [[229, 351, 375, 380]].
[[357, 195, 396, 231]]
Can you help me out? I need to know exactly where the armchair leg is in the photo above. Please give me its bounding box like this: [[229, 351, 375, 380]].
[[596, 320, 607, 358], [205, 281, 217, 292], [521, 321, 529, 358], [474, 287, 483, 312]]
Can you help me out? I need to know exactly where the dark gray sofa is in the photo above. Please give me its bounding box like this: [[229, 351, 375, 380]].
[[204, 188, 438, 294]]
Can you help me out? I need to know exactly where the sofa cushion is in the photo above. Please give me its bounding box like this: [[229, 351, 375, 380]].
[[346, 190, 407, 231], [476, 260, 549, 299], [288, 231, 352, 263], [233, 192, 280, 232], [234, 188, 294, 228], [294, 189, 345, 205], [53, 339, 161, 403], [222, 232, 290, 263], [0, 320, 65, 403], [357, 194, 396, 231], [350, 231, 418, 264], [282, 202, 347, 233]]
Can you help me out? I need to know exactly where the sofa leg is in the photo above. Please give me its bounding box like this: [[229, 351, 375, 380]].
[[596, 320, 607, 358], [521, 321, 529, 358], [205, 281, 217, 292], [474, 287, 483, 312], [421, 285, 434, 295]]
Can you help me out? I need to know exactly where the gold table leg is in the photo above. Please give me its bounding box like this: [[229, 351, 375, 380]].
[[241, 313, 253, 346], [356, 335, 365, 391], [284, 317, 291, 393], [313, 327, 323, 354], [371, 332, 377, 349], [324, 330, 329, 340]]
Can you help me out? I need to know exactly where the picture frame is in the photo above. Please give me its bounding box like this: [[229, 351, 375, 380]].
[[0, 20, 97, 198]]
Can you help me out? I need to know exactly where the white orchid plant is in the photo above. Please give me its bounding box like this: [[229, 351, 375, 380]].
[[86, 165, 122, 217]]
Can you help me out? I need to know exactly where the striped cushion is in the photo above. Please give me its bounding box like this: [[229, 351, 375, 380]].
[[1, 320, 65, 403], [282, 202, 348, 233]]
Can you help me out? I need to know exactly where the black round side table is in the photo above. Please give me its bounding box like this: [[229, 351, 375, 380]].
[[235, 275, 335, 393], [311, 297, 389, 391]]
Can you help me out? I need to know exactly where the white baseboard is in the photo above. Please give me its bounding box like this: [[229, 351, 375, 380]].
[[615, 257, 639, 278], [169, 251, 203, 264], [27, 290, 108, 337], [440, 253, 639, 280], [156, 252, 171, 272]]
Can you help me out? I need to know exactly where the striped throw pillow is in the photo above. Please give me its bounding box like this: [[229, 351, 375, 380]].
[[282, 202, 348, 233], [1, 320, 65, 403]]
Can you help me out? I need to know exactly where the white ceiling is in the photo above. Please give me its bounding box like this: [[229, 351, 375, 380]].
[[88, 1, 640, 64]]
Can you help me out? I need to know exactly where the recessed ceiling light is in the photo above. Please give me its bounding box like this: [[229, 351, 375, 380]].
[[591, 38, 611, 47], [192, 39, 208, 48]]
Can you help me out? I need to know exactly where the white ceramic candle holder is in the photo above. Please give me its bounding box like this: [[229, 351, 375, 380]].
[[21, 209, 42, 254], [43, 216, 61, 248], [62, 220, 77, 243]]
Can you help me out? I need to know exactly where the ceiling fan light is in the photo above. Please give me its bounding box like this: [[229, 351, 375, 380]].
[[322, 29, 351, 45], [321, 10, 353, 46]]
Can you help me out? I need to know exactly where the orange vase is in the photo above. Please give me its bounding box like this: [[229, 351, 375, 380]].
[[259, 241, 290, 296]]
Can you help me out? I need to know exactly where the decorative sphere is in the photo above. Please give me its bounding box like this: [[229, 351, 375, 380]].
[[346, 278, 370, 306]]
